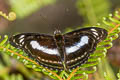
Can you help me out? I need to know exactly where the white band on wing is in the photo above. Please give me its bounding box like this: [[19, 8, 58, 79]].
[[65, 36, 89, 54], [30, 41, 59, 55]]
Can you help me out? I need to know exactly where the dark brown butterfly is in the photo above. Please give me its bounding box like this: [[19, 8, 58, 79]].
[[9, 27, 108, 71]]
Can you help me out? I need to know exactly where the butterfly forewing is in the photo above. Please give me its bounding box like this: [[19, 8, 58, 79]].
[[63, 27, 107, 69], [9, 33, 63, 70]]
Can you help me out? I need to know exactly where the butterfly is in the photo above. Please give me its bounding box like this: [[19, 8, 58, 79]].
[[9, 27, 108, 71]]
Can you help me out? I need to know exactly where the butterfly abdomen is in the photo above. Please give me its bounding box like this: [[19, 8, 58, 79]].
[[54, 31, 68, 71]]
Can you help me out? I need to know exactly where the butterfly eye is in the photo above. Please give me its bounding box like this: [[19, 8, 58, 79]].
[[54, 30, 61, 35]]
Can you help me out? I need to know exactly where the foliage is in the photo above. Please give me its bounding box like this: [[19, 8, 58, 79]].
[[76, 0, 111, 25], [117, 72, 120, 80], [9, 0, 56, 19]]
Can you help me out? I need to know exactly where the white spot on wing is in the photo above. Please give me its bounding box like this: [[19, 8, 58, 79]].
[[91, 29, 99, 36], [19, 38, 24, 43], [66, 36, 89, 54], [30, 41, 59, 55], [19, 35, 25, 39], [91, 29, 96, 32], [19, 35, 25, 45], [92, 32, 98, 36]]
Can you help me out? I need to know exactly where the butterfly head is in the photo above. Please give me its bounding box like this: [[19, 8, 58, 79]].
[[54, 29, 62, 36]]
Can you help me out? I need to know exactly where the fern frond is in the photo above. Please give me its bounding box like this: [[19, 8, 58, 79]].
[[0, 11, 16, 21]]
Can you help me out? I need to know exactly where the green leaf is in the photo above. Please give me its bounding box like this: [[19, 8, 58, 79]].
[[10, 0, 56, 18]]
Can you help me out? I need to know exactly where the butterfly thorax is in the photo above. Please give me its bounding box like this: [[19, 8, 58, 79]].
[[54, 30, 67, 71]]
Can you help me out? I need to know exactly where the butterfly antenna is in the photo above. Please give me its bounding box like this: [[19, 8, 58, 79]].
[[39, 13, 50, 26], [54, 8, 70, 33], [39, 7, 70, 33], [39, 12, 55, 29]]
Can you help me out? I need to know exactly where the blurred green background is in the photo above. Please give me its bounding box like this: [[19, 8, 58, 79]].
[[0, 0, 120, 80]]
